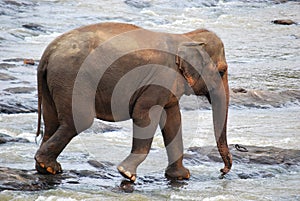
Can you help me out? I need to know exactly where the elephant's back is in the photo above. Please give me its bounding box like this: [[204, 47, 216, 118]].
[[42, 22, 141, 69], [48, 22, 141, 50], [40, 22, 142, 84]]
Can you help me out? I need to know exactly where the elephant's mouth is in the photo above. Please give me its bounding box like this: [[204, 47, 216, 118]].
[[205, 93, 212, 104]]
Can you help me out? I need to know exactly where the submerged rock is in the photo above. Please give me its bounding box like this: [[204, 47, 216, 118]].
[[0, 163, 118, 191], [0, 100, 37, 114], [0, 133, 30, 144], [185, 145, 300, 166], [272, 19, 296, 25], [0, 63, 17, 69], [4, 87, 36, 94], [88, 160, 114, 169], [0, 72, 17, 81], [232, 88, 247, 93], [0, 167, 76, 191], [186, 145, 300, 180], [229, 88, 300, 109], [0, 167, 46, 191], [3, 0, 23, 6], [2, 58, 26, 63], [124, 0, 151, 9], [22, 23, 44, 32]]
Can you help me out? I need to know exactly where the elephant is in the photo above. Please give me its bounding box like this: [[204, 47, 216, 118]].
[[35, 22, 232, 182]]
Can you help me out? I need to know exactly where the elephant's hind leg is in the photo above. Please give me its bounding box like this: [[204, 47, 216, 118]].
[[35, 123, 77, 175], [35, 95, 60, 174], [40, 97, 59, 145]]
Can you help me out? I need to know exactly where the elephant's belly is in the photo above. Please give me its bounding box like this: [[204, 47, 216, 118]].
[[95, 111, 131, 122], [94, 98, 133, 122]]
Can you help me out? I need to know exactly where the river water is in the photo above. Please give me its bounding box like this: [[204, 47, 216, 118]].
[[0, 0, 300, 200]]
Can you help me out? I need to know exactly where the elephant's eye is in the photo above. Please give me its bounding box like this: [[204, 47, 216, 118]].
[[219, 70, 225, 77]]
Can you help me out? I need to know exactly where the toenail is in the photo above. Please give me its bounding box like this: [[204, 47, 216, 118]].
[[47, 167, 53, 173], [124, 171, 131, 178], [118, 166, 124, 172]]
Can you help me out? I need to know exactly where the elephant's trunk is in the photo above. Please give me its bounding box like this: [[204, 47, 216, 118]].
[[209, 78, 232, 175]]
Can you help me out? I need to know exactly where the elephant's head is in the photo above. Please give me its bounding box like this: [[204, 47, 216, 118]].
[[176, 42, 232, 175], [176, 42, 225, 96]]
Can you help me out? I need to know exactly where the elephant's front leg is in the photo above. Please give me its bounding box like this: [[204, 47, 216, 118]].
[[159, 103, 190, 180], [117, 105, 162, 182]]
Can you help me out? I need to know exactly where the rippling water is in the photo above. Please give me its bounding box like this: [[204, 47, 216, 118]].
[[0, 0, 300, 200]]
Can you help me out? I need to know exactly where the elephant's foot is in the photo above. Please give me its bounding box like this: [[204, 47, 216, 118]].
[[35, 154, 62, 175], [117, 153, 148, 182], [165, 165, 190, 180], [117, 165, 136, 182]]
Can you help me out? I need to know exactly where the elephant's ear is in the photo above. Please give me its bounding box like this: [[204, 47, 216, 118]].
[[175, 42, 206, 86]]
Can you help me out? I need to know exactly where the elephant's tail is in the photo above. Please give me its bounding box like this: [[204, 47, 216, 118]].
[[36, 59, 46, 141]]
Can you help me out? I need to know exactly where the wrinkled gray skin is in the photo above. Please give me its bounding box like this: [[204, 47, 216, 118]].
[[35, 22, 232, 182]]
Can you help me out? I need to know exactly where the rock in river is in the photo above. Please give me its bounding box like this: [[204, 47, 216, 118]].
[[0, 133, 30, 144], [272, 19, 296, 25], [4, 87, 36, 94], [22, 23, 44, 32], [0, 73, 17, 81], [0, 63, 17, 70], [185, 145, 300, 166]]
